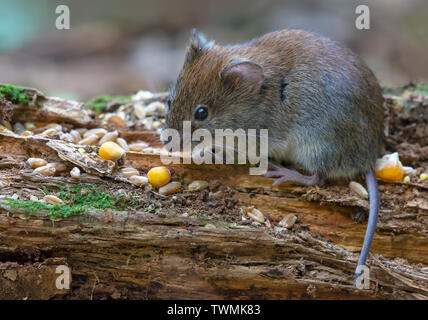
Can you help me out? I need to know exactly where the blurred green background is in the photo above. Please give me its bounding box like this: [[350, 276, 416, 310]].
[[0, 0, 427, 100]]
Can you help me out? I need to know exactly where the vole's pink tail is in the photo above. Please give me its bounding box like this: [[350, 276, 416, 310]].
[[354, 169, 380, 285]]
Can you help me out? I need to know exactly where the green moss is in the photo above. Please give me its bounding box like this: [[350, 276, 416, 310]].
[[85, 95, 131, 113], [414, 82, 428, 95], [5, 184, 135, 225], [0, 84, 30, 104], [382, 82, 428, 97]]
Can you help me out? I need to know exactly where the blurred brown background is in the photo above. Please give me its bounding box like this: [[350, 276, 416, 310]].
[[0, 0, 427, 100]]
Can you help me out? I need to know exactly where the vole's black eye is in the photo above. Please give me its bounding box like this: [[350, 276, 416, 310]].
[[194, 106, 208, 121]]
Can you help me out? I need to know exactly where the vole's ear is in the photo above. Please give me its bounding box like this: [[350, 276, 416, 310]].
[[185, 29, 214, 63], [220, 58, 264, 94]]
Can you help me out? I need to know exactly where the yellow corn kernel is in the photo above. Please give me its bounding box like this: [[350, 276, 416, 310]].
[[99, 141, 125, 161], [120, 167, 139, 178], [78, 134, 99, 145], [27, 157, 47, 168], [33, 165, 56, 176], [403, 176, 411, 183], [147, 166, 171, 188], [43, 195, 64, 205], [420, 173, 428, 181], [374, 152, 405, 181], [129, 175, 149, 185]]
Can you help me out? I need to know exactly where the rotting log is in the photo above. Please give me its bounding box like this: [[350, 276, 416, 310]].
[[0, 204, 427, 300], [0, 88, 427, 299], [0, 132, 427, 299]]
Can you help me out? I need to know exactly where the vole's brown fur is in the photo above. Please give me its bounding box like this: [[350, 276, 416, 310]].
[[167, 29, 384, 181]]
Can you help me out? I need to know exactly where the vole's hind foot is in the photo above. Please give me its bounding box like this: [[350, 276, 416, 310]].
[[264, 165, 323, 186]]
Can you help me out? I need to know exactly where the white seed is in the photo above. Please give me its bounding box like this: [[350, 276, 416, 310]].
[[79, 134, 99, 145], [33, 165, 56, 176], [0, 181, 4, 188], [128, 142, 149, 152], [279, 214, 297, 229], [46, 162, 67, 173], [134, 103, 146, 119], [27, 158, 47, 168], [0, 124, 13, 133], [84, 128, 107, 138], [41, 128, 57, 136], [402, 166, 416, 176], [60, 133, 74, 142], [120, 167, 139, 178], [188, 180, 209, 191], [141, 117, 153, 130], [116, 138, 129, 150], [152, 121, 162, 129], [43, 195, 63, 205], [13, 122, 25, 135], [1, 120, 12, 130], [145, 101, 165, 116], [75, 128, 88, 136], [21, 130, 33, 137], [209, 190, 224, 199], [142, 147, 154, 153], [46, 123, 63, 132], [129, 175, 149, 186], [403, 176, 411, 183], [132, 90, 153, 100], [70, 167, 81, 179], [158, 181, 181, 195], [24, 122, 36, 131], [204, 223, 217, 230], [29, 195, 39, 201], [349, 181, 368, 199], [246, 207, 266, 224], [106, 114, 126, 127], [99, 131, 118, 145], [69, 130, 82, 143]]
